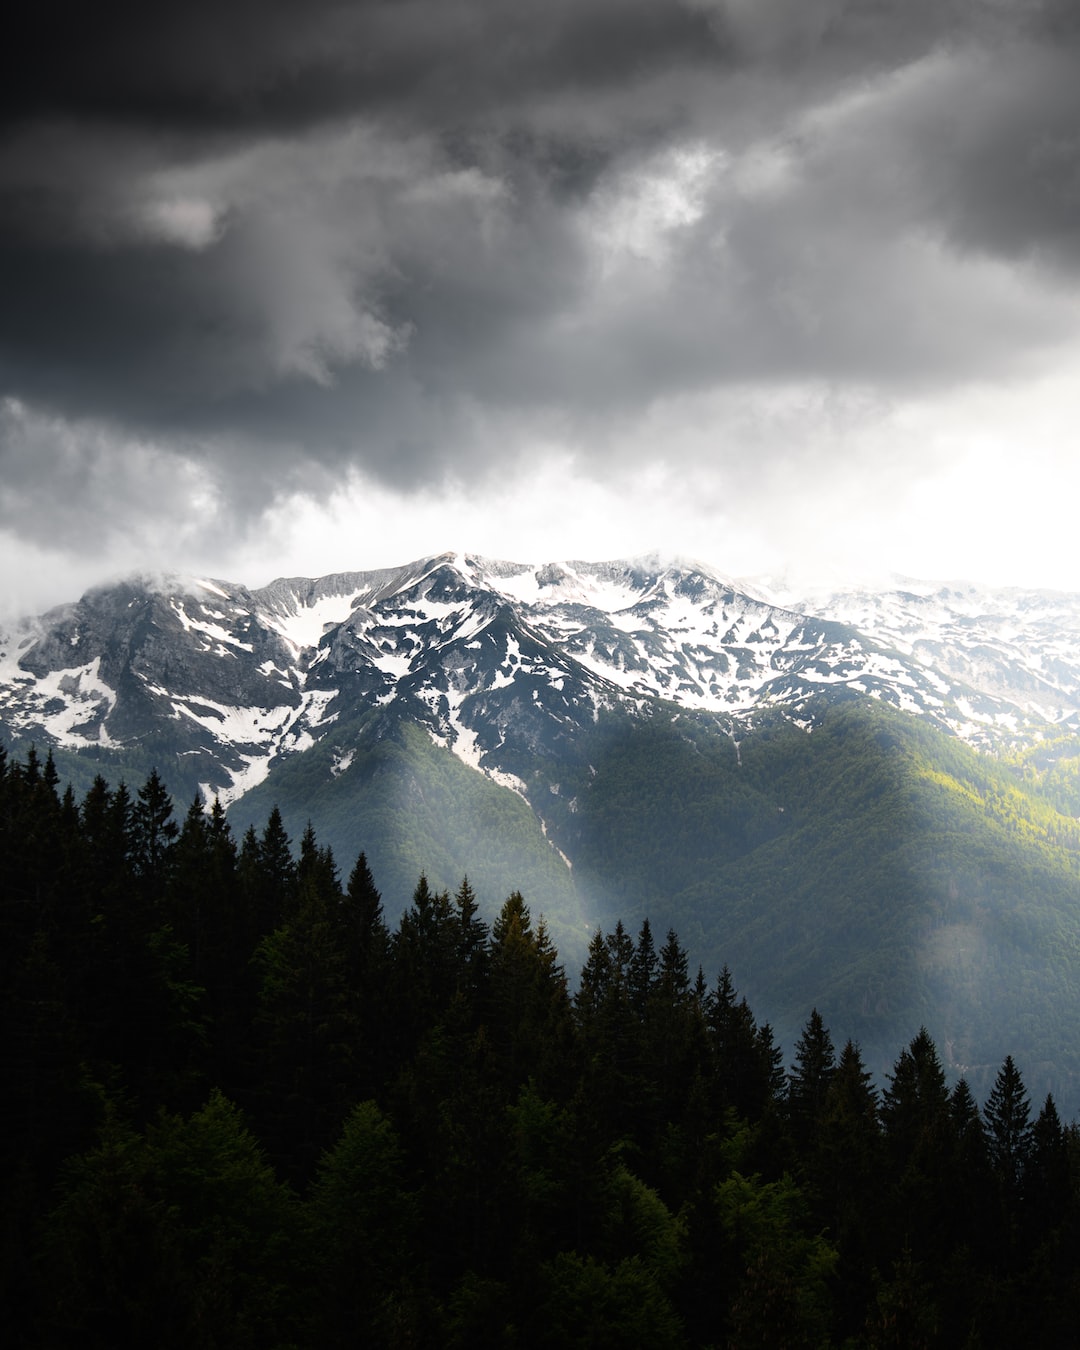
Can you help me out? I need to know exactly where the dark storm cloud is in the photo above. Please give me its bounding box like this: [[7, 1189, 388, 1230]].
[[2, 0, 1080, 544], [901, 44, 1080, 266], [1, 0, 722, 135]]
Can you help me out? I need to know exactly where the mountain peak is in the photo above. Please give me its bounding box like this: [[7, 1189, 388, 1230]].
[[2, 552, 1079, 812]]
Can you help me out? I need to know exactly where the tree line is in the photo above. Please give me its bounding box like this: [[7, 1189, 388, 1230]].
[[2, 747, 1078, 1347]]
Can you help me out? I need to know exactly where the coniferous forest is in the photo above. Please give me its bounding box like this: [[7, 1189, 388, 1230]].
[[3, 748, 1080, 1348]]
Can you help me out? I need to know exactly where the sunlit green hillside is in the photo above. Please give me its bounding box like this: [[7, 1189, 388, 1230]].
[[538, 700, 1080, 1111]]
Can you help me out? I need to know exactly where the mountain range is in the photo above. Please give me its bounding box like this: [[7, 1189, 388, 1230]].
[[3, 551, 1080, 1110]]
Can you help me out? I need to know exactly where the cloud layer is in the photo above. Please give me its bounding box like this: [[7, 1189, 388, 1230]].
[[2, 1, 1079, 607]]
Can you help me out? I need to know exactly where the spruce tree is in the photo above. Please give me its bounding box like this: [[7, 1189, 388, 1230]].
[[1027, 1094, 1068, 1215], [488, 892, 570, 1095], [880, 1027, 949, 1170], [984, 1054, 1033, 1196], [813, 1040, 882, 1336], [392, 874, 462, 1057], [342, 850, 391, 1097], [787, 1009, 836, 1151], [879, 1029, 952, 1271], [454, 875, 489, 1006], [656, 927, 689, 1002], [707, 966, 773, 1121], [629, 918, 658, 1018], [131, 769, 178, 897]]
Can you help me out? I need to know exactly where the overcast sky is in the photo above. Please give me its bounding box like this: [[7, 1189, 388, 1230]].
[[2, 0, 1079, 615]]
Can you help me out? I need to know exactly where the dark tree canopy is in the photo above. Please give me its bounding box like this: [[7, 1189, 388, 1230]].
[[1, 751, 1079, 1348]]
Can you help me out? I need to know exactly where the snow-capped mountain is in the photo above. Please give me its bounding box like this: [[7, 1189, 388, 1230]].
[[7, 552, 1080, 1113], [767, 576, 1080, 741], [1, 552, 1078, 806]]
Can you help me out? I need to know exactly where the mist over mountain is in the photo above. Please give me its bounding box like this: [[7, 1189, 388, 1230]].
[[3, 550, 1080, 1110]]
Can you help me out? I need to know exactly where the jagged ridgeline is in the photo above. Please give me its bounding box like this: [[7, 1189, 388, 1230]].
[[3, 745, 1080, 1347], [3, 553, 1080, 1111]]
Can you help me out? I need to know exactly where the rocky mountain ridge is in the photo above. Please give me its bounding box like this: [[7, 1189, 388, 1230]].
[[2, 552, 1078, 808]]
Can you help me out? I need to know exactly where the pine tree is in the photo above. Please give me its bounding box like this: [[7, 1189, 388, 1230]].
[[342, 851, 391, 1097], [813, 1040, 883, 1337], [454, 875, 489, 1008], [1018, 1095, 1080, 1343], [629, 918, 658, 1018], [254, 806, 298, 928], [984, 1054, 1033, 1197], [488, 892, 570, 1094], [575, 929, 614, 1024], [943, 1076, 994, 1249], [639, 929, 708, 1176], [251, 871, 353, 1181], [131, 769, 178, 898], [392, 874, 462, 1057], [656, 927, 689, 1002], [707, 966, 774, 1121], [1026, 1093, 1068, 1222], [574, 926, 641, 1152], [880, 1027, 949, 1170], [787, 1009, 836, 1151], [879, 1029, 952, 1269]]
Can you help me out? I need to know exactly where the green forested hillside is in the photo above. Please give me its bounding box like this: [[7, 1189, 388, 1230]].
[[532, 700, 1080, 1111], [3, 747, 1079, 1348], [233, 711, 588, 966], [1006, 734, 1080, 818]]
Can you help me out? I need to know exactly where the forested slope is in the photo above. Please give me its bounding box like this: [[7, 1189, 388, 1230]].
[[521, 700, 1080, 1107], [3, 749, 1080, 1348], [232, 711, 588, 965], [34, 689, 1080, 1116]]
